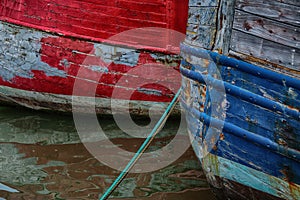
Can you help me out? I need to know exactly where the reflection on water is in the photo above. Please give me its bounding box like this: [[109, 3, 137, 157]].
[[0, 106, 215, 199]]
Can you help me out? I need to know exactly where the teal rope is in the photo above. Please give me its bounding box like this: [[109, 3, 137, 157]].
[[100, 89, 181, 200]]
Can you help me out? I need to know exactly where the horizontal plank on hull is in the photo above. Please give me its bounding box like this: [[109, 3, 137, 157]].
[[0, 22, 181, 105], [273, 0, 300, 7], [208, 177, 284, 200], [0, 0, 188, 52], [202, 153, 300, 200], [0, 85, 181, 115], [236, 0, 300, 27], [233, 10, 299, 49], [230, 30, 300, 72]]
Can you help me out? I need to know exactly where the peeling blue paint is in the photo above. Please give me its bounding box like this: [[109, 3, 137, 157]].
[[137, 87, 162, 96], [59, 59, 70, 68], [88, 65, 109, 73], [94, 43, 140, 67], [203, 153, 300, 200], [180, 63, 300, 119], [189, 0, 219, 7], [0, 22, 66, 82], [180, 43, 300, 198]]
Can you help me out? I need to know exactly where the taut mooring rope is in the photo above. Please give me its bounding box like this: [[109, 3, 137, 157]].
[[100, 89, 181, 200]]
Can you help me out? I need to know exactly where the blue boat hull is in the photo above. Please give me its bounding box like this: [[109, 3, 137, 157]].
[[180, 43, 300, 200]]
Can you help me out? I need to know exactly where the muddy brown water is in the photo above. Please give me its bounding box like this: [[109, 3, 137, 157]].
[[0, 106, 216, 200]]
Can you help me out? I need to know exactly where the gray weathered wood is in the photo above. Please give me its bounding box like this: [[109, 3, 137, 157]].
[[185, 0, 300, 73], [213, 0, 236, 54], [236, 0, 300, 27], [274, 0, 300, 7], [230, 30, 300, 71], [185, 0, 236, 51], [188, 7, 218, 26], [188, 0, 219, 7], [233, 10, 300, 49], [185, 3, 220, 49]]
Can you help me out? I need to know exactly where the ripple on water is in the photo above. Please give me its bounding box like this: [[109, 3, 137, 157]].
[[0, 106, 216, 199]]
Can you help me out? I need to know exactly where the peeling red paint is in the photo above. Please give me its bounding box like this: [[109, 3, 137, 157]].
[[0, 35, 180, 102], [0, 0, 188, 108]]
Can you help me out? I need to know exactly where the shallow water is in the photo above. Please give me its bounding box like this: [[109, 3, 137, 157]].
[[0, 106, 216, 200]]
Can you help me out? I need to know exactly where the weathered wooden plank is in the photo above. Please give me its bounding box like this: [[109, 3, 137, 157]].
[[188, 0, 219, 7], [230, 30, 300, 71], [236, 0, 300, 27], [213, 0, 236, 54], [0, 0, 188, 46], [274, 0, 300, 7], [188, 7, 218, 26], [185, 0, 235, 50], [185, 4, 219, 49], [203, 154, 300, 200], [185, 26, 216, 49], [233, 10, 300, 49]]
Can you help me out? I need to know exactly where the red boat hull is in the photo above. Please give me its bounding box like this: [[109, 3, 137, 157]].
[[0, 0, 188, 114]]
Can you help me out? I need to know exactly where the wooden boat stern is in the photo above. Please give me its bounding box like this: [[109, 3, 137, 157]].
[[180, 0, 300, 199]]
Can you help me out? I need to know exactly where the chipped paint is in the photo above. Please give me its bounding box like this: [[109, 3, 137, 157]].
[[94, 43, 140, 67], [150, 53, 180, 67], [87, 65, 109, 73], [229, 51, 300, 78], [185, 1, 219, 49], [59, 59, 70, 68], [0, 22, 66, 82], [203, 153, 300, 200], [137, 87, 163, 96], [0, 19, 184, 112], [0, 0, 190, 112], [180, 45, 300, 199], [182, 0, 300, 199]]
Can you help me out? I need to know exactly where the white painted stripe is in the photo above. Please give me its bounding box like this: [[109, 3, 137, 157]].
[[201, 153, 300, 200]]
